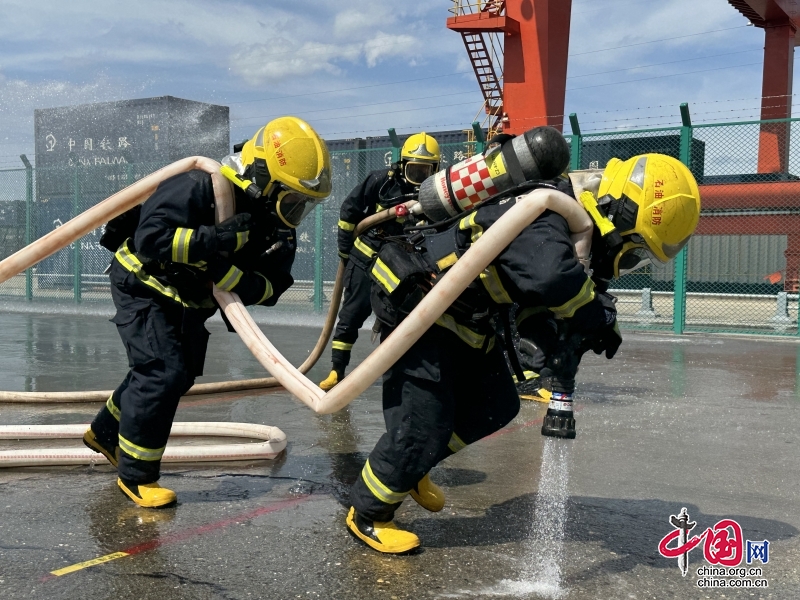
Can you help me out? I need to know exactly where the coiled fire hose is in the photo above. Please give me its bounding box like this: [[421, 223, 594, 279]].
[[0, 157, 591, 465]]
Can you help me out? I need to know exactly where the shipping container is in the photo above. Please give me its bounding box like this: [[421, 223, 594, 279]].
[[580, 135, 705, 181], [34, 96, 229, 199], [32, 96, 229, 281]]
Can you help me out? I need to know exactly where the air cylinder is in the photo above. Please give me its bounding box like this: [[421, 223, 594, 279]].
[[418, 126, 570, 221]]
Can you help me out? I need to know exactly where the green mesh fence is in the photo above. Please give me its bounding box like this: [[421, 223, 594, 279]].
[[575, 127, 687, 332], [0, 120, 797, 337]]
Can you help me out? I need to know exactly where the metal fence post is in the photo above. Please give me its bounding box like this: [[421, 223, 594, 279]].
[[471, 121, 486, 154], [20, 155, 33, 301], [569, 113, 582, 171], [797, 292, 800, 337], [73, 167, 81, 303], [313, 203, 323, 313], [673, 103, 692, 334], [388, 128, 401, 164]]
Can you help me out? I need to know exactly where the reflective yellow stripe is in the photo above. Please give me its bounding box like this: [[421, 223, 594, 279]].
[[371, 258, 400, 294], [549, 278, 596, 318], [118, 434, 165, 462], [353, 237, 376, 259], [375, 204, 385, 212], [459, 212, 484, 243], [361, 459, 409, 504], [115, 240, 193, 307], [171, 227, 193, 264], [515, 306, 547, 327], [337, 219, 356, 231], [512, 370, 539, 384], [255, 272, 273, 305], [434, 313, 486, 349], [235, 230, 249, 251], [448, 432, 467, 453], [480, 265, 513, 304], [436, 252, 458, 271], [215, 265, 244, 292], [106, 395, 120, 421], [332, 341, 354, 351]]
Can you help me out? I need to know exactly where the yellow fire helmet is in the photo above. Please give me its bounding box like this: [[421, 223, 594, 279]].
[[239, 116, 332, 228], [401, 132, 440, 185], [593, 153, 701, 278]]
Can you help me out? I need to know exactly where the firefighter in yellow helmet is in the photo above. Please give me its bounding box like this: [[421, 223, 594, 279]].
[[521, 152, 701, 408], [84, 117, 330, 508], [346, 146, 700, 553], [319, 132, 440, 390]]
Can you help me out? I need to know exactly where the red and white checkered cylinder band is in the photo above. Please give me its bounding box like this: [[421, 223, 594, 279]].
[[430, 150, 511, 217]]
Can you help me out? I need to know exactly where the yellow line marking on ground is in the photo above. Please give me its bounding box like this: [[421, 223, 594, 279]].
[[50, 551, 130, 576]]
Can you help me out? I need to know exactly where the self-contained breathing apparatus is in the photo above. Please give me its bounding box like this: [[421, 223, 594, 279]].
[[366, 126, 571, 331], [363, 139, 702, 441]]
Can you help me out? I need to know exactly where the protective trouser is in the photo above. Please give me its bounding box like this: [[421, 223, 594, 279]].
[[90, 270, 211, 483], [330, 260, 374, 371], [350, 325, 520, 522]]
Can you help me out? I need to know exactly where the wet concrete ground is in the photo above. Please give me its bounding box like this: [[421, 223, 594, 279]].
[[0, 311, 798, 599]]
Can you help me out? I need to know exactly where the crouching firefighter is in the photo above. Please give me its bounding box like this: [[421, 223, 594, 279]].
[[345, 128, 701, 552], [319, 132, 440, 390], [83, 117, 331, 508]]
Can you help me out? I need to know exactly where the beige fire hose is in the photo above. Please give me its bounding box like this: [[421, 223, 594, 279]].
[[213, 187, 593, 415], [0, 422, 286, 466], [0, 160, 425, 465], [0, 158, 591, 467], [0, 157, 414, 404], [0, 159, 591, 415]]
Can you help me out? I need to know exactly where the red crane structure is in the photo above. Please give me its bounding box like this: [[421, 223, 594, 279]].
[[728, 0, 799, 172], [446, 0, 572, 135], [447, 1, 800, 290]]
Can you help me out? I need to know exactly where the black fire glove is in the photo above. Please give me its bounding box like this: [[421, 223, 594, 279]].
[[206, 259, 238, 291], [215, 213, 252, 256], [587, 293, 622, 359]]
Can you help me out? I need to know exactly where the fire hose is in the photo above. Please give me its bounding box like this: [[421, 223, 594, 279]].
[[0, 179, 414, 403], [0, 422, 286, 467], [0, 156, 592, 465]]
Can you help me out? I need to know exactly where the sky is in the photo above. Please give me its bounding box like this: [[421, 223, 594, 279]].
[[0, 0, 780, 168]]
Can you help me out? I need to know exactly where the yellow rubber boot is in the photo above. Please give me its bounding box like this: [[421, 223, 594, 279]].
[[520, 388, 551, 403], [346, 507, 420, 554], [118, 478, 177, 508], [319, 370, 341, 391], [83, 427, 119, 467], [518, 374, 551, 403], [410, 473, 445, 512]]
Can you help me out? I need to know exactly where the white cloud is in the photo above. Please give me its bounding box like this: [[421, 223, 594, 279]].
[[334, 7, 394, 39], [229, 32, 422, 85], [363, 32, 418, 68]]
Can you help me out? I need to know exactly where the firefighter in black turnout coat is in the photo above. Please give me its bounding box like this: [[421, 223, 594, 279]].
[[84, 117, 331, 508], [319, 133, 440, 390], [345, 128, 702, 553]]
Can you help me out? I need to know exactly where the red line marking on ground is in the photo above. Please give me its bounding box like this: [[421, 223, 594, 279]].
[[42, 495, 309, 581]]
